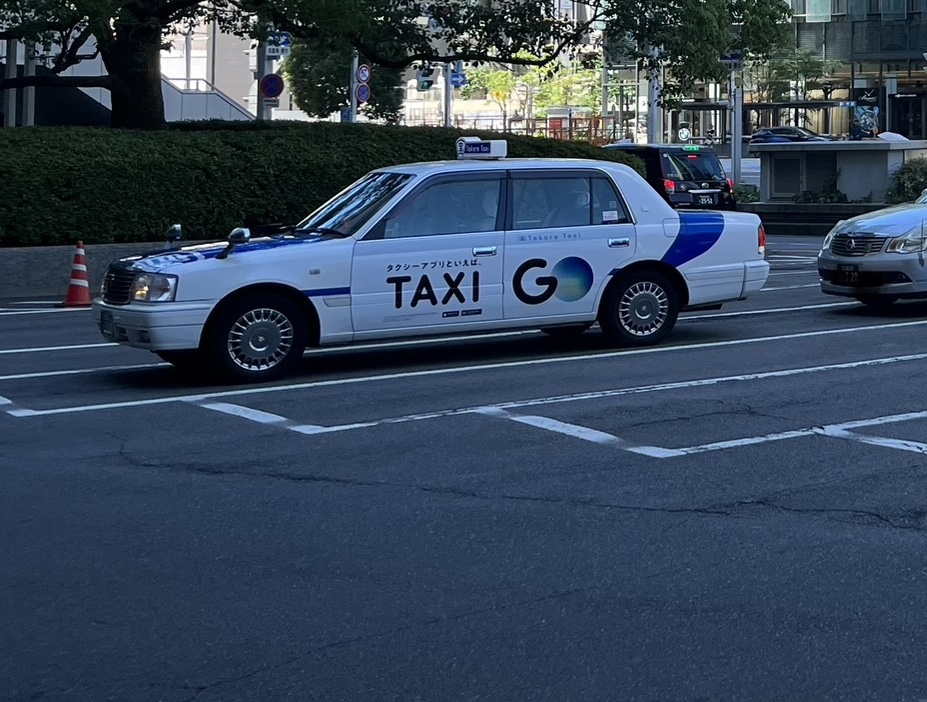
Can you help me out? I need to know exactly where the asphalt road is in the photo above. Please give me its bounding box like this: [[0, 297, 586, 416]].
[[5, 235, 927, 701]]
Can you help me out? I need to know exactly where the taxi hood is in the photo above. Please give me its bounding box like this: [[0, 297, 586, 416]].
[[124, 234, 332, 273], [836, 203, 927, 238]]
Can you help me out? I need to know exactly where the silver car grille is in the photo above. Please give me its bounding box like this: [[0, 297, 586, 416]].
[[829, 234, 885, 257]]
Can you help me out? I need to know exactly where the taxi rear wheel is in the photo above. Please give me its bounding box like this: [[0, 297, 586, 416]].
[[204, 293, 307, 383], [599, 270, 679, 346]]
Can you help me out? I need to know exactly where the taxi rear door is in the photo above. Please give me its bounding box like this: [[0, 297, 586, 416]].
[[502, 169, 637, 322], [350, 173, 507, 338]]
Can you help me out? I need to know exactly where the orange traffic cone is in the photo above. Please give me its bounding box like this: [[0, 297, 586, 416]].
[[61, 241, 92, 307]]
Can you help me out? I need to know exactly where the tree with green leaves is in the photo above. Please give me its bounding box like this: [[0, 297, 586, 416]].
[[747, 48, 842, 102], [0, 0, 791, 129], [283, 40, 404, 123], [459, 66, 517, 127]]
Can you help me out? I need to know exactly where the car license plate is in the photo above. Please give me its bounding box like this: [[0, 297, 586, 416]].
[[836, 264, 859, 285], [697, 195, 714, 206], [100, 310, 115, 338]]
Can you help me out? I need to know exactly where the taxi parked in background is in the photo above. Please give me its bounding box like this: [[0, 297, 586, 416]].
[[92, 137, 769, 383]]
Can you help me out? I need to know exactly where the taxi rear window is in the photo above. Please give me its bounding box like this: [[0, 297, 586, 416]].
[[296, 172, 413, 236]]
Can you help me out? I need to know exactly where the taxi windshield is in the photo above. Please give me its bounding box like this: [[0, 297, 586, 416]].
[[295, 171, 413, 236]]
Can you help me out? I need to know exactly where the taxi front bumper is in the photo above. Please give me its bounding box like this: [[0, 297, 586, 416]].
[[91, 298, 214, 351], [817, 249, 927, 298]]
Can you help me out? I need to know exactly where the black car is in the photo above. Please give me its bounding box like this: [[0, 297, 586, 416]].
[[749, 126, 831, 144], [602, 143, 736, 211]]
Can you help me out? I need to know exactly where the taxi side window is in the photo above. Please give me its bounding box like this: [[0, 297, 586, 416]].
[[511, 175, 630, 229], [511, 176, 591, 230], [383, 178, 501, 239], [591, 177, 631, 225]]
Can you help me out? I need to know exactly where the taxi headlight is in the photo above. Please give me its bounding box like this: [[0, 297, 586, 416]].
[[886, 232, 927, 254], [130, 273, 178, 302]]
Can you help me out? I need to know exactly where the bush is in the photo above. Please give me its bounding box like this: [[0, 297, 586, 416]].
[[0, 122, 644, 247], [887, 157, 927, 204]]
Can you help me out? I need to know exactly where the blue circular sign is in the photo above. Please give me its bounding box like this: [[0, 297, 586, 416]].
[[260, 73, 285, 99], [356, 83, 371, 104]]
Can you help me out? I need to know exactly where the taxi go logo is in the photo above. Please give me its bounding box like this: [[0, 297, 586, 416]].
[[513, 256, 594, 305]]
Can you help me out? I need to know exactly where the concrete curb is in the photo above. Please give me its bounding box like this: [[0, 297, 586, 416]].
[[0, 241, 212, 304]]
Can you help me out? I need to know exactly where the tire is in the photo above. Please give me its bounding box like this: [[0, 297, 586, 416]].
[[540, 323, 592, 338], [204, 293, 308, 383], [857, 295, 898, 309], [598, 270, 680, 347], [156, 349, 203, 370]]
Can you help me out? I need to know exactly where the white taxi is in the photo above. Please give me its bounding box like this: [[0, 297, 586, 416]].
[[92, 137, 769, 382]]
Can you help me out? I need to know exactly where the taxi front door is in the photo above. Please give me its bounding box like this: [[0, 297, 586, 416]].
[[350, 174, 506, 339]]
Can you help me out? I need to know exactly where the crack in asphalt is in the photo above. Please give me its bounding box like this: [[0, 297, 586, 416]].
[[116, 446, 927, 532], [174, 586, 592, 701]]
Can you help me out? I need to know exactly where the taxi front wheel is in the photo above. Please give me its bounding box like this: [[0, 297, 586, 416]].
[[599, 270, 679, 346], [204, 293, 308, 383]]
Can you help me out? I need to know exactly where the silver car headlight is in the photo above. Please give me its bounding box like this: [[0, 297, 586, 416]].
[[130, 273, 178, 302], [886, 230, 927, 254]]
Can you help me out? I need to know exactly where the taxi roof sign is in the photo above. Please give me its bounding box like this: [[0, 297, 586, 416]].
[[456, 136, 507, 160]]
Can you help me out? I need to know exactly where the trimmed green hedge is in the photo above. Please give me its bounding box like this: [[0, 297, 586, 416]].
[[0, 121, 644, 247], [887, 156, 927, 204]]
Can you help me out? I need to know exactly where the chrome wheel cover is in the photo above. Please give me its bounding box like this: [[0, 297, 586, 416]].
[[227, 307, 294, 372], [618, 281, 669, 337]]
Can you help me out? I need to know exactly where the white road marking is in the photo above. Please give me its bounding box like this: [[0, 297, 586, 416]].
[[0, 308, 92, 317], [7, 346, 927, 434], [685, 301, 852, 319], [664, 409, 927, 458], [761, 283, 820, 292], [0, 395, 13, 406], [0, 300, 877, 358], [197, 402, 293, 425], [0, 342, 116, 355], [0, 363, 168, 382], [767, 270, 820, 278], [816, 427, 927, 455], [476, 407, 626, 447]]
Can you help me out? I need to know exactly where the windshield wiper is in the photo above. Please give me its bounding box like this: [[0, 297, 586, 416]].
[[296, 226, 349, 238]]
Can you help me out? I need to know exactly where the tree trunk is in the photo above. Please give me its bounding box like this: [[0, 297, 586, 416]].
[[101, 23, 167, 130]]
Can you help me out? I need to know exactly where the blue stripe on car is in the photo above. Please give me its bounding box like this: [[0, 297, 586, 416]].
[[661, 211, 725, 267], [302, 287, 351, 297]]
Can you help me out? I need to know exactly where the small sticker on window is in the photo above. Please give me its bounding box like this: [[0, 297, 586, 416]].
[[602, 210, 620, 223]]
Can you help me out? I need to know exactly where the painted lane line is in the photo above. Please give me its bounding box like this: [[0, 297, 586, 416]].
[[660, 409, 927, 459], [476, 407, 627, 447], [9, 320, 927, 417], [197, 402, 293, 425], [816, 427, 927, 455], [0, 308, 92, 317], [684, 301, 852, 319], [0, 395, 13, 407], [0, 300, 858, 357], [0, 363, 168, 382], [761, 283, 820, 292], [0, 342, 116, 355]]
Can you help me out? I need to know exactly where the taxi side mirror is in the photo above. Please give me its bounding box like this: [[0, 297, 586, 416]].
[[217, 227, 251, 260], [164, 223, 183, 250]]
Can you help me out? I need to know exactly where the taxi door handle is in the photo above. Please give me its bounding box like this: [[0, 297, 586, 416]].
[[473, 246, 497, 256], [608, 238, 630, 248]]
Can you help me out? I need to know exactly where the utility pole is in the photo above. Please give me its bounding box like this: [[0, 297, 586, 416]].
[[22, 42, 35, 127], [726, 59, 744, 188], [645, 45, 662, 144], [443, 62, 453, 128], [3, 39, 16, 128], [349, 50, 359, 123], [255, 37, 268, 120]]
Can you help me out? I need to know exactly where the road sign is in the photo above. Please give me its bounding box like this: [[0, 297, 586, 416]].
[[266, 32, 292, 58], [260, 73, 285, 99], [264, 97, 280, 108], [357, 64, 371, 83], [721, 50, 743, 70], [356, 83, 371, 104], [677, 127, 691, 141], [450, 69, 467, 89]]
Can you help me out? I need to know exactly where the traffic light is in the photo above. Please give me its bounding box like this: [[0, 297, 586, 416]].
[[417, 66, 435, 91]]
